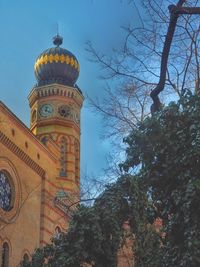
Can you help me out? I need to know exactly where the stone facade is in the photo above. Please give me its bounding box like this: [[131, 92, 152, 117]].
[[0, 80, 83, 266]]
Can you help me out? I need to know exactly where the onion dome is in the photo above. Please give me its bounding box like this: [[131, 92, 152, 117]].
[[34, 35, 80, 87]]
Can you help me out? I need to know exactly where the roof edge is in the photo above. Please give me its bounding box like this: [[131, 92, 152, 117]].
[[0, 101, 57, 162]]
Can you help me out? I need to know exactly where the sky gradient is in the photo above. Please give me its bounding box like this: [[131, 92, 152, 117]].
[[0, 0, 141, 178]]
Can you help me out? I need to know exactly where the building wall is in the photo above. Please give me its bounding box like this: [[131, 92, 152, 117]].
[[0, 102, 61, 266], [0, 91, 82, 266], [0, 133, 42, 265]]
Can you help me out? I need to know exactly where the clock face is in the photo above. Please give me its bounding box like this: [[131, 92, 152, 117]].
[[58, 105, 71, 118], [39, 104, 53, 117]]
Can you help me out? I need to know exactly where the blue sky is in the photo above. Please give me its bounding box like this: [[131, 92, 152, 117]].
[[0, 0, 141, 177]]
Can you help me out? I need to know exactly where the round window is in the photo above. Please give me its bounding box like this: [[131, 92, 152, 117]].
[[58, 105, 71, 118], [0, 171, 12, 211]]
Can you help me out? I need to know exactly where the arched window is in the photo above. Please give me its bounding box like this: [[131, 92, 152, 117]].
[[0, 171, 13, 211], [54, 226, 62, 239], [74, 141, 79, 183], [41, 136, 48, 145], [60, 137, 67, 177], [1, 242, 9, 267], [23, 253, 30, 262]]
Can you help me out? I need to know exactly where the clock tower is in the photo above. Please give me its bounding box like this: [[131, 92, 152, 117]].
[[0, 35, 85, 264], [28, 34, 84, 186]]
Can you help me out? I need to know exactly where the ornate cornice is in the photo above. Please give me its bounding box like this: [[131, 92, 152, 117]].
[[0, 131, 45, 177], [28, 84, 84, 108]]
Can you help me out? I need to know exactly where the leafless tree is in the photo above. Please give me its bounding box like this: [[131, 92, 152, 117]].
[[87, 0, 200, 139]]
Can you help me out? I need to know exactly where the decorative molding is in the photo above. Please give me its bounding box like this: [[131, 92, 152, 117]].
[[41, 201, 69, 219], [0, 131, 45, 177], [30, 119, 81, 134], [20, 249, 31, 261], [54, 197, 69, 215], [54, 190, 78, 215], [28, 84, 84, 108]]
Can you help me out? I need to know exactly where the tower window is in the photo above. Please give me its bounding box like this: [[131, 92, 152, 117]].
[[1, 242, 9, 267], [60, 137, 67, 177]]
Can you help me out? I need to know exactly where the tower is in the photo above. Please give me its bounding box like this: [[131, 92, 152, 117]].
[[29, 35, 83, 184], [28, 35, 84, 243]]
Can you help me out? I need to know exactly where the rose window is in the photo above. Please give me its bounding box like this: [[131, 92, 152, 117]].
[[0, 171, 12, 211]]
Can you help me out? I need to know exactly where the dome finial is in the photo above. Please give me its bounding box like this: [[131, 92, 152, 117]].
[[35, 29, 80, 87], [53, 34, 63, 47], [53, 23, 63, 46]]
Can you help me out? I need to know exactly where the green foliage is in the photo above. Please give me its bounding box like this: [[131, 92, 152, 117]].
[[122, 90, 200, 266], [21, 174, 160, 267], [21, 91, 200, 267]]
